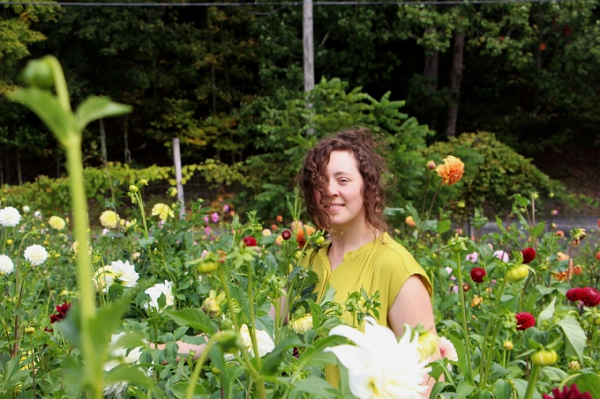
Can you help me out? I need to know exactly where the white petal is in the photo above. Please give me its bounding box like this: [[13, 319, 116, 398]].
[[325, 345, 372, 372]]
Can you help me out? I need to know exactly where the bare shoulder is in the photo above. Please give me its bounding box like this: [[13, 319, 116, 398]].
[[388, 275, 435, 336]]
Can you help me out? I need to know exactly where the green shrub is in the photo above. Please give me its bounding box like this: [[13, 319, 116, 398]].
[[421, 131, 573, 218]]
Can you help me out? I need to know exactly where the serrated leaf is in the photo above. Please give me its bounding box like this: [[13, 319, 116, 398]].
[[556, 317, 586, 364], [163, 308, 216, 334], [538, 297, 556, 325]]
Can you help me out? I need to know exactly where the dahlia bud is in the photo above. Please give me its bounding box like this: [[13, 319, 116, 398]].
[[202, 297, 221, 318], [24, 326, 36, 335], [21, 57, 55, 89], [426, 160, 436, 171], [503, 340, 513, 351], [463, 283, 471, 292], [405, 216, 417, 227], [281, 230, 292, 240], [289, 313, 313, 334], [569, 360, 581, 370], [129, 185, 139, 193], [448, 236, 468, 253], [6, 239, 13, 245]]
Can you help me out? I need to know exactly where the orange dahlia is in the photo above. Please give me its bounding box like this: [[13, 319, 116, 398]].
[[436, 156, 465, 185]]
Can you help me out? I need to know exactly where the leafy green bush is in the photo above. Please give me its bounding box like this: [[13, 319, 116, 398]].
[[421, 131, 572, 218], [0, 160, 246, 216], [231, 77, 433, 218]]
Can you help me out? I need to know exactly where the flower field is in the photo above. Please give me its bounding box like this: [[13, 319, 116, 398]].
[[1, 56, 600, 399]]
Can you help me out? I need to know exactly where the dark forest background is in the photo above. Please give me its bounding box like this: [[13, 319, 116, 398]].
[[1, 0, 599, 216]]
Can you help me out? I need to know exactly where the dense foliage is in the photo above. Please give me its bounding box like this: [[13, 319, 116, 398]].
[[2, 0, 600, 185]]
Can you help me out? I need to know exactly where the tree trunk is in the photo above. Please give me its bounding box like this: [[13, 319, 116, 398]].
[[16, 148, 22, 185], [423, 50, 439, 94], [445, 31, 465, 137], [124, 115, 131, 164]]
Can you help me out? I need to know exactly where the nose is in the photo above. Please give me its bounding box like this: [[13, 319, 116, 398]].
[[328, 179, 339, 197]]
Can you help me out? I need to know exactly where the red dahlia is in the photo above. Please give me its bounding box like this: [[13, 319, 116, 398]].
[[521, 247, 536, 264], [470, 267, 487, 283], [566, 288, 582, 302], [281, 230, 292, 240], [516, 312, 535, 330], [542, 384, 592, 399], [580, 287, 600, 307], [242, 236, 257, 247], [46, 302, 72, 332]]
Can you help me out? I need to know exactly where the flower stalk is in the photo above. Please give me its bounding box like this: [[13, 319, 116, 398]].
[[455, 251, 475, 384]]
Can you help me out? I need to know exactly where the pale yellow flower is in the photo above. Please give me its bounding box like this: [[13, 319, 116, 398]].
[[151, 203, 174, 222], [100, 210, 120, 229], [48, 216, 66, 230]]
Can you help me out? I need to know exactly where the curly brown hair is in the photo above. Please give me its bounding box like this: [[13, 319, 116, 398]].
[[298, 128, 389, 233]]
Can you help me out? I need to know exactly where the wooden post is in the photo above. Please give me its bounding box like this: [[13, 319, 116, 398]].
[[303, 0, 315, 135], [99, 118, 107, 167], [172, 137, 186, 219]]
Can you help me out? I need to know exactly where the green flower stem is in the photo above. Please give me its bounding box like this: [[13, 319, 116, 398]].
[[65, 140, 102, 399], [217, 267, 263, 394], [480, 320, 501, 389], [246, 260, 267, 399], [455, 252, 475, 385], [132, 191, 149, 239], [11, 230, 34, 357], [247, 261, 261, 364], [184, 332, 221, 399], [523, 364, 541, 399]]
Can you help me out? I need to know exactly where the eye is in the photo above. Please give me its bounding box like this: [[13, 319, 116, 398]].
[[338, 178, 349, 184]]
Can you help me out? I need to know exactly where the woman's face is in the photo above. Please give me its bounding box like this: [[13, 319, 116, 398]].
[[314, 150, 366, 231]]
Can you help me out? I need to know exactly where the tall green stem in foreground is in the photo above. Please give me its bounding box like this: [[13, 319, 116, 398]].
[[12, 55, 132, 399], [66, 139, 102, 398]]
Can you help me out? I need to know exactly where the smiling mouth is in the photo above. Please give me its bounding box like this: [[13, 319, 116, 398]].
[[325, 204, 344, 212]]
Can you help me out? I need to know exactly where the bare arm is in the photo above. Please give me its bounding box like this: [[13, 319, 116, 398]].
[[388, 275, 440, 398]]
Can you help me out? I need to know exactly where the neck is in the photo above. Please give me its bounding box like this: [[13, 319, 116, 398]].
[[328, 221, 381, 256]]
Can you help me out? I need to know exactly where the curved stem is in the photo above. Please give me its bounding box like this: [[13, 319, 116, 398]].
[[523, 364, 541, 399], [184, 333, 221, 399], [455, 252, 475, 385]]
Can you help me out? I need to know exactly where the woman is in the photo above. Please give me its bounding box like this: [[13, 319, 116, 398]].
[[298, 128, 437, 393]]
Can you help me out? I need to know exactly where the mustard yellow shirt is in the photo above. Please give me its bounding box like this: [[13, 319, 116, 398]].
[[302, 232, 432, 328]]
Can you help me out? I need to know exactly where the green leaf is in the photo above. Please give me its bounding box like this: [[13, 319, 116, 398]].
[[104, 363, 154, 389], [163, 308, 216, 334], [530, 222, 546, 238], [292, 377, 340, 398], [571, 374, 600, 398], [437, 219, 451, 234], [513, 378, 541, 399], [538, 297, 556, 325], [556, 317, 586, 364], [456, 381, 475, 399], [448, 333, 470, 383], [75, 96, 132, 133], [430, 382, 453, 399], [260, 335, 304, 375], [11, 87, 74, 145], [493, 379, 512, 399]]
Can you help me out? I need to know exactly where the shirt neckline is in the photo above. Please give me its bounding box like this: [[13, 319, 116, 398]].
[[318, 232, 389, 273]]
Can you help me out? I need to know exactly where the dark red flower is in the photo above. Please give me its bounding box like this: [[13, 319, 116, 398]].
[[580, 287, 600, 307], [242, 236, 257, 247], [562, 25, 572, 37], [542, 384, 592, 399], [566, 288, 582, 302], [470, 267, 487, 283], [281, 230, 292, 240], [516, 312, 535, 330], [521, 247, 536, 264], [45, 302, 71, 332]]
